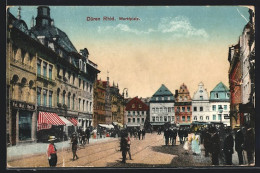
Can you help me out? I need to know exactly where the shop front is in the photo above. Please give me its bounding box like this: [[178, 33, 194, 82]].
[[9, 100, 36, 146]]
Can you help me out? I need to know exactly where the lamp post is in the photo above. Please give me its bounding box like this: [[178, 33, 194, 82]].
[[218, 105, 223, 124], [122, 88, 128, 128]]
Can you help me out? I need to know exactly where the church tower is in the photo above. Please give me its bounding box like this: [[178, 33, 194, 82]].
[[35, 6, 52, 27]]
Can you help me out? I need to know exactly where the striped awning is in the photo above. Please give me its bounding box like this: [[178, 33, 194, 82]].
[[37, 112, 66, 131], [68, 117, 78, 126], [59, 116, 73, 126]]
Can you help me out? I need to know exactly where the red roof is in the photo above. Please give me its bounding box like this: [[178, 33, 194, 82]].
[[125, 97, 149, 111]]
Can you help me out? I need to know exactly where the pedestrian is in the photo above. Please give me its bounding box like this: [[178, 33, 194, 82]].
[[164, 128, 169, 145], [183, 136, 190, 154], [235, 128, 244, 165], [203, 128, 212, 157], [142, 129, 146, 140], [178, 128, 184, 144], [85, 128, 91, 144], [71, 133, 79, 161], [127, 134, 132, 160], [46, 136, 57, 167], [211, 127, 220, 165], [244, 128, 255, 165], [173, 128, 177, 145], [223, 127, 234, 165], [138, 129, 142, 140], [191, 133, 201, 155], [120, 131, 128, 163]]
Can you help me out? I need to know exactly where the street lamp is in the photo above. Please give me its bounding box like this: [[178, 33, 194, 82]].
[[218, 105, 223, 124]]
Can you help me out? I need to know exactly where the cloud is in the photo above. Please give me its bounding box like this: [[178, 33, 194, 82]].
[[98, 24, 155, 35], [158, 16, 209, 38], [98, 16, 209, 38]]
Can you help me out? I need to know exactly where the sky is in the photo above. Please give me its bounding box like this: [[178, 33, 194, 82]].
[[9, 6, 251, 98]]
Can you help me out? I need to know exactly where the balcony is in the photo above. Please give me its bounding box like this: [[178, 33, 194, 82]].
[[37, 74, 56, 85]]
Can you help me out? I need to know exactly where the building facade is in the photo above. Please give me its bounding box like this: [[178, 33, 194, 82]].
[[228, 44, 243, 129], [192, 82, 210, 123], [175, 83, 192, 125], [93, 80, 106, 127], [7, 6, 100, 145], [209, 82, 230, 126], [149, 84, 175, 129], [126, 97, 149, 129]]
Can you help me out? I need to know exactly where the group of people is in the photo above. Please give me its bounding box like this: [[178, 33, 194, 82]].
[[164, 127, 190, 146], [129, 128, 146, 140], [76, 127, 91, 145], [199, 126, 255, 166]]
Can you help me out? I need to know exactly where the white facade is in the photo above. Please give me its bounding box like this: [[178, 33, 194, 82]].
[[192, 82, 211, 123], [240, 28, 251, 105], [209, 102, 230, 126], [150, 102, 175, 124], [126, 110, 147, 127]]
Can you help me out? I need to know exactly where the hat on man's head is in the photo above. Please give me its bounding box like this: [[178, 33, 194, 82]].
[[48, 136, 57, 141]]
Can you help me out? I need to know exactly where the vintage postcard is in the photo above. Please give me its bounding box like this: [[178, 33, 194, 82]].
[[6, 5, 255, 168]]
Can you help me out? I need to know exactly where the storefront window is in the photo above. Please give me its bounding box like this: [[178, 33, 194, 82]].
[[19, 111, 32, 141]]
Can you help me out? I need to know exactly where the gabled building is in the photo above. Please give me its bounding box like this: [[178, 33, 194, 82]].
[[209, 82, 230, 126], [93, 80, 106, 127], [149, 84, 175, 130], [126, 97, 149, 129], [175, 83, 192, 125], [192, 82, 210, 123]]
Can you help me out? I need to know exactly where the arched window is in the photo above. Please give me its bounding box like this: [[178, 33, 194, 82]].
[[57, 88, 60, 105], [62, 90, 66, 105], [194, 116, 197, 120], [72, 94, 75, 110], [68, 92, 71, 108]]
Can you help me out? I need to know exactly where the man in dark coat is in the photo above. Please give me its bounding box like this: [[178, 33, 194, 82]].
[[223, 128, 234, 165], [85, 128, 91, 144], [244, 128, 255, 165], [235, 129, 244, 165], [120, 131, 128, 163], [203, 128, 212, 157], [164, 128, 170, 145], [178, 128, 183, 144], [142, 129, 146, 140], [138, 129, 142, 140], [211, 127, 220, 165]]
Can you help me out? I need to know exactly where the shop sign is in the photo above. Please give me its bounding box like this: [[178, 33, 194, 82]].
[[11, 100, 35, 110]]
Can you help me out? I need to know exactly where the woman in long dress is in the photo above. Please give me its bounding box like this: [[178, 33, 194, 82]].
[[193, 134, 201, 155]]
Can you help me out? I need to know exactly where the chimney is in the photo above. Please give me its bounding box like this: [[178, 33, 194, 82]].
[[17, 6, 21, 20]]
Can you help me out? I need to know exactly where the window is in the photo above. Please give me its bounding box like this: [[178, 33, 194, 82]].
[[187, 107, 190, 112], [194, 116, 197, 120], [79, 98, 81, 111], [137, 118, 140, 123], [73, 74, 75, 85], [139, 104, 142, 108], [227, 93, 230, 98], [142, 118, 144, 123], [200, 116, 203, 120], [177, 107, 180, 112], [200, 107, 203, 111], [212, 105, 216, 111], [86, 82, 89, 91], [156, 108, 159, 113], [128, 111, 131, 115], [152, 117, 155, 122], [216, 93, 219, 98], [90, 102, 92, 112], [90, 85, 92, 93], [83, 100, 85, 111], [162, 97, 164, 101], [206, 116, 209, 120], [168, 107, 171, 112], [218, 105, 222, 111], [164, 116, 167, 122], [49, 91, 52, 107], [43, 62, 47, 77], [62, 91, 66, 105], [37, 59, 41, 75], [182, 107, 185, 112], [152, 108, 155, 113], [67, 94, 70, 108], [160, 107, 163, 112], [168, 97, 170, 100], [164, 108, 167, 113], [156, 97, 158, 101], [133, 111, 135, 116], [172, 117, 174, 121], [194, 107, 197, 111], [37, 87, 41, 106], [43, 89, 47, 106], [224, 105, 227, 110], [83, 81, 85, 91], [79, 78, 81, 88], [218, 114, 221, 120], [213, 114, 216, 120], [128, 118, 131, 123], [49, 65, 53, 80], [156, 117, 159, 121], [132, 104, 135, 108], [133, 118, 135, 123], [187, 116, 190, 121], [200, 96, 203, 100], [182, 116, 185, 121], [72, 95, 75, 110], [160, 116, 162, 121]]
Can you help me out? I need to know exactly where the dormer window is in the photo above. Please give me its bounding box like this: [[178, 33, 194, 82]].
[[139, 104, 142, 108], [132, 104, 135, 108], [79, 59, 82, 70], [216, 93, 219, 98]]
